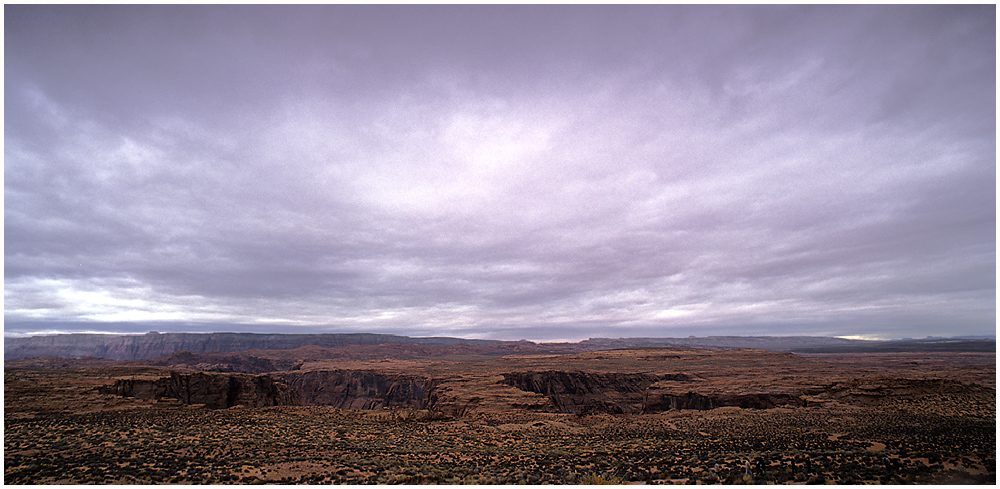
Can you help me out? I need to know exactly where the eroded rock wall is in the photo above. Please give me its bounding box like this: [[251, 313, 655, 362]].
[[103, 370, 436, 410], [500, 371, 683, 414], [642, 391, 804, 411], [102, 372, 297, 409], [499, 370, 806, 413], [276, 370, 434, 410]]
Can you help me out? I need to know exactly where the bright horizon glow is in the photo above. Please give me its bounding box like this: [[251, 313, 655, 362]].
[[835, 334, 891, 341]]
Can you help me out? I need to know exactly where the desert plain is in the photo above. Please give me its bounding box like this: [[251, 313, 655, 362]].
[[4, 342, 995, 484]]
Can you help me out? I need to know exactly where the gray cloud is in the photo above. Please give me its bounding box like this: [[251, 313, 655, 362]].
[[5, 5, 995, 341]]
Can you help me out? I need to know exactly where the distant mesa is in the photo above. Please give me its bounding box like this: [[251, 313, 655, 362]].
[[3, 332, 502, 360], [4, 332, 994, 360]]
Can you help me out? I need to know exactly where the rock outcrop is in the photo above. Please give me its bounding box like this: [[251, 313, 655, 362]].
[[104, 369, 437, 411], [276, 370, 435, 410], [500, 370, 807, 413], [101, 372, 297, 409], [641, 391, 805, 411], [500, 371, 688, 414]]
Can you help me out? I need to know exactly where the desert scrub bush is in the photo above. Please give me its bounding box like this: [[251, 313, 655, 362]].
[[580, 473, 625, 484]]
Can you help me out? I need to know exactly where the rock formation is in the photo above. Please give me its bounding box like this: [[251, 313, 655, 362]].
[[501, 371, 668, 414], [499, 370, 808, 413], [641, 390, 805, 411], [102, 369, 437, 411], [101, 372, 297, 409], [276, 370, 435, 410]]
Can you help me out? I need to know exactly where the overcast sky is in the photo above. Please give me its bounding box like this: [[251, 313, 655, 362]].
[[5, 5, 995, 341]]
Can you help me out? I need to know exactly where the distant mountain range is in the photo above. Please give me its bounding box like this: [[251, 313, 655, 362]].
[[2, 332, 500, 361], [578, 336, 996, 353], [3, 332, 994, 360]]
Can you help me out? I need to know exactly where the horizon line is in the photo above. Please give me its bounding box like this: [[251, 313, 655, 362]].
[[4, 330, 995, 343]]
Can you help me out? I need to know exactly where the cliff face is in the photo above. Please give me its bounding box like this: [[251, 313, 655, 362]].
[[102, 370, 436, 410], [642, 391, 804, 411], [500, 371, 805, 414], [101, 372, 298, 409], [500, 371, 688, 414], [276, 370, 435, 410]]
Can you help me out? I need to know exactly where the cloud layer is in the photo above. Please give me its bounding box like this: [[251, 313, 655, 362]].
[[5, 5, 995, 340]]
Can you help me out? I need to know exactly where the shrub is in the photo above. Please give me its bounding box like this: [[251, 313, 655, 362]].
[[580, 473, 625, 484]]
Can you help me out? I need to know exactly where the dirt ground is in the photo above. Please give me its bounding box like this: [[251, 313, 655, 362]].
[[5, 350, 995, 484]]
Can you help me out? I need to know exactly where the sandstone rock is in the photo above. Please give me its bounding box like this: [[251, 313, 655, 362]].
[[276, 370, 435, 410], [500, 371, 683, 414], [642, 390, 804, 411], [101, 372, 297, 409]]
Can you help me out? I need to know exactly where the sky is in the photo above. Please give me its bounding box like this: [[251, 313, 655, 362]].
[[4, 5, 996, 341]]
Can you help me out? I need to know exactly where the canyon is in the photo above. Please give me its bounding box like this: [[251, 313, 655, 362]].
[[100, 366, 816, 414], [5, 338, 995, 484], [85, 344, 995, 417]]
